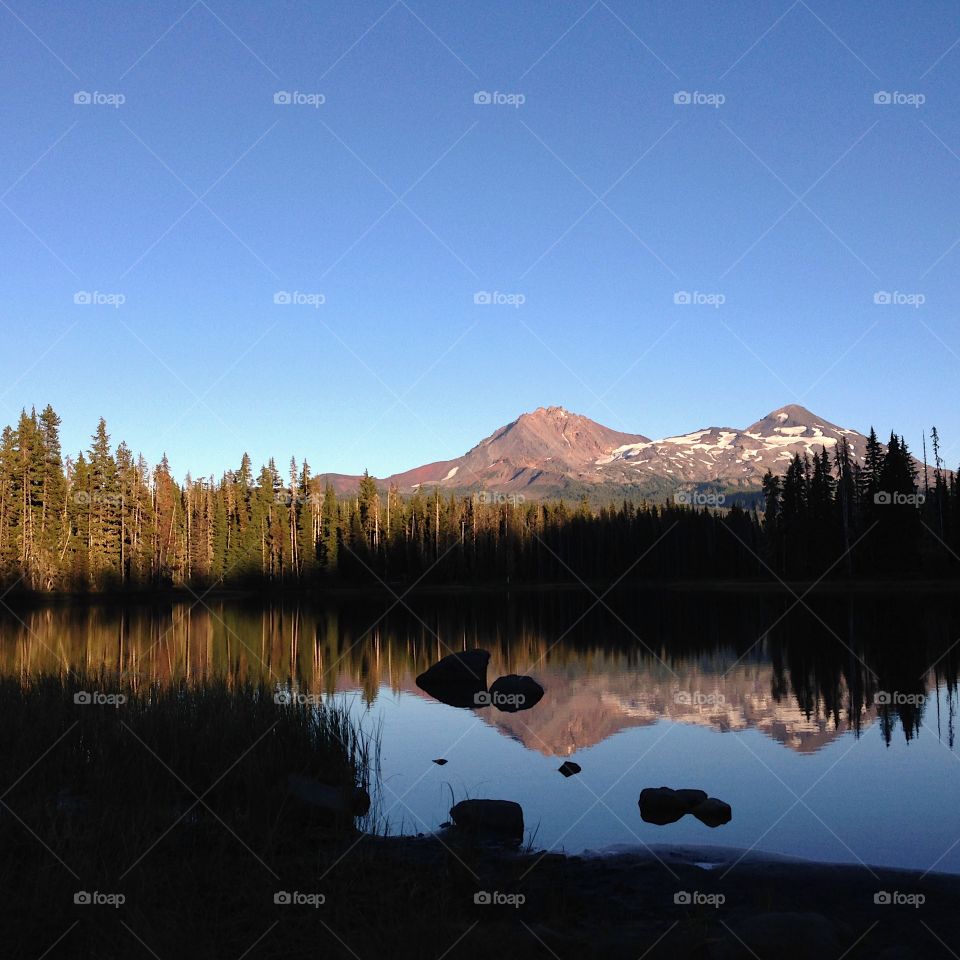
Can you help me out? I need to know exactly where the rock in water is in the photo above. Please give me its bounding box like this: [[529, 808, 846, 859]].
[[449, 799, 524, 845], [558, 761, 581, 777], [287, 775, 370, 817], [416, 650, 490, 708], [638, 786, 708, 825], [488, 674, 545, 712], [692, 797, 732, 827]]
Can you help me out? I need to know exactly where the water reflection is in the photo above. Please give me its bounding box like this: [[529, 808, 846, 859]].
[[1, 591, 957, 752]]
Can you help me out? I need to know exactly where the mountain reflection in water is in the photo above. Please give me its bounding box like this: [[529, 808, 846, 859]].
[[3, 591, 959, 868]]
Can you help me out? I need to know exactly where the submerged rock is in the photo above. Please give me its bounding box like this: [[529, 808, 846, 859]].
[[692, 797, 732, 827], [638, 787, 708, 825], [558, 761, 581, 778], [287, 775, 370, 817], [488, 675, 544, 712], [416, 650, 490, 708], [449, 799, 524, 845]]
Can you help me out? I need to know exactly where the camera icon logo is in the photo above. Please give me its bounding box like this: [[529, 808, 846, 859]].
[[74, 291, 92, 305], [74, 891, 92, 904], [875, 691, 891, 705], [873, 291, 891, 304], [273, 691, 292, 704], [74, 691, 92, 705], [473, 291, 492, 305], [873, 491, 892, 505], [273, 291, 292, 305], [474, 891, 492, 904], [673, 291, 691, 305], [473, 91, 491, 105], [674, 891, 692, 904], [273, 91, 292, 105], [473, 691, 491, 707], [874, 891, 891, 904], [673, 91, 691, 105], [874, 91, 891, 105], [73, 91, 91, 105], [274, 891, 292, 904]]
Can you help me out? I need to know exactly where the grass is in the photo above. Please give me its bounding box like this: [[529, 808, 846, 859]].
[[0, 673, 384, 956]]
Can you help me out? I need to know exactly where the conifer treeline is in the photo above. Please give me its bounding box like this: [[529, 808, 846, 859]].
[[0, 407, 956, 592]]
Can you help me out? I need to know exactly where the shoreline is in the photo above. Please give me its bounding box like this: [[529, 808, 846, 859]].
[[1, 577, 959, 607], [324, 832, 960, 957]]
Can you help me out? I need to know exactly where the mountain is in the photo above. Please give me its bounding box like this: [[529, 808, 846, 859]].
[[319, 404, 896, 499], [595, 403, 868, 487], [388, 406, 649, 494]]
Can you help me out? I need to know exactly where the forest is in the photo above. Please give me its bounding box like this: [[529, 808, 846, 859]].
[[0, 405, 957, 593]]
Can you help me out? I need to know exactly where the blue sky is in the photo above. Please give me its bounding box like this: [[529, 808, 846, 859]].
[[2, 0, 959, 478]]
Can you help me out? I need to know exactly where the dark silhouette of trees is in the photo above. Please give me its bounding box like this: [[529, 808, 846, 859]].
[[0, 405, 955, 593]]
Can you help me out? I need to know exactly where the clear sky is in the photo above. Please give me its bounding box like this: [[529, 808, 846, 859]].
[[2, 0, 959, 478]]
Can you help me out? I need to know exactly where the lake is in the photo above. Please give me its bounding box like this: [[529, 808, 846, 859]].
[[3, 589, 958, 873]]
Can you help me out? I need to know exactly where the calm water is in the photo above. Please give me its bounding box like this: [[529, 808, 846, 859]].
[[3, 591, 959, 872]]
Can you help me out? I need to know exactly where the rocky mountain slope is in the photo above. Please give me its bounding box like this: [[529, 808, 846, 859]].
[[320, 403, 888, 498]]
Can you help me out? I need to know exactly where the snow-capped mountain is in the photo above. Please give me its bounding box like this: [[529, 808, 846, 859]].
[[594, 404, 867, 485], [319, 404, 886, 498]]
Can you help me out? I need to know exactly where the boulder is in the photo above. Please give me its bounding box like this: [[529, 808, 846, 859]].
[[416, 650, 490, 708], [638, 787, 708, 825], [488, 674, 545, 712], [558, 761, 581, 778], [449, 799, 524, 845], [692, 797, 732, 827]]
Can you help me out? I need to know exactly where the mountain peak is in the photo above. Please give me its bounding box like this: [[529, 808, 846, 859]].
[[747, 404, 840, 435], [521, 405, 572, 420]]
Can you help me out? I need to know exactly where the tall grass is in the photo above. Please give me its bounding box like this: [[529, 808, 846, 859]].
[[0, 673, 383, 956]]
